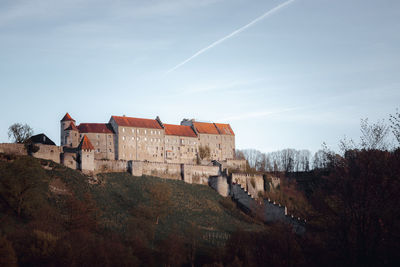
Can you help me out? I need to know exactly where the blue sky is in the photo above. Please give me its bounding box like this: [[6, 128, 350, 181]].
[[0, 0, 399, 153]]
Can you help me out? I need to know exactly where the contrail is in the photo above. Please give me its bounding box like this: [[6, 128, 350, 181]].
[[165, 0, 296, 74]]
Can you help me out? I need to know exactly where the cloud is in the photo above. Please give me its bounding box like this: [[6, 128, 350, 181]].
[[165, 0, 297, 74], [218, 106, 303, 122]]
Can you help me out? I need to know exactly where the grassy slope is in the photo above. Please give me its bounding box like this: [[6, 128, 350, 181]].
[[0, 154, 260, 243]]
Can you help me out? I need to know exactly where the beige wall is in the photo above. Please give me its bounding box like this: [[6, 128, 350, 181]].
[[33, 144, 62, 163], [232, 173, 264, 199], [79, 149, 94, 173], [94, 159, 128, 173], [81, 132, 115, 160], [65, 130, 80, 148], [62, 152, 78, 169], [0, 143, 26, 155], [109, 119, 165, 162], [165, 135, 198, 164]]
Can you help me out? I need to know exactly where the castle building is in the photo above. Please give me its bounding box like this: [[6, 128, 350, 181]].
[[60, 113, 235, 163]]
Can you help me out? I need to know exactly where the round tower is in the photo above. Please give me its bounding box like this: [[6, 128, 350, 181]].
[[60, 113, 76, 146]]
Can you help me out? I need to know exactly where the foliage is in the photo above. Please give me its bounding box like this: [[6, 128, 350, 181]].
[[7, 123, 33, 143], [199, 145, 211, 160], [0, 156, 49, 217]]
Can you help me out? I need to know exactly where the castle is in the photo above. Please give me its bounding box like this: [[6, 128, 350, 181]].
[[60, 113, 235, 164]]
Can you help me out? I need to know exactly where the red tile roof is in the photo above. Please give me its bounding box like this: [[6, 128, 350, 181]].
[[61, 112, 75, 122], [192, 122, 219, 135], [65, 122, 79, 131], [215, 123, 235, 135], [78, 123, 114, 134], [78, 135, 94, 151], [164, 124, 197, 137], [111, 116, 163, 129]]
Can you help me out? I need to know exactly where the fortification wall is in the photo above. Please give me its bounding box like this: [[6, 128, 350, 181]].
[[94, 159, 128, 174], [142, 161, 181, 180], [209, 175, 229, 197], [62, 152, 78, 170], [183, 164, 219, 184], [0, 143, 26, 155], [33, 144, 62, 163], [232, 173, 264, 199], [223, 159, 247, 171]]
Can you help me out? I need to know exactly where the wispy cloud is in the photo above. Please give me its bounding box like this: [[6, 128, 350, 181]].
[[218, 106, 303, 122], [178, 78, 265, 94], [165, 0, 297, 74]]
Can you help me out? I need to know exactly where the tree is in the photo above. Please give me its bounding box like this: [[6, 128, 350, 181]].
[[0, 157, 48, 217], [389, 109, 400, 146], [8, 123, 33, 143], [198, 145, 211, 160], [360, 118, 390, 150]]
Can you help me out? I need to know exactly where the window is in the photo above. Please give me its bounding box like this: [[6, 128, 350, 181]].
[[144, 137, 147, 141], [151, 130, 153, 134], [132, 129, 134, 133], [137, 137, 140, 141], [97, 149, 100, 152], [122, 128, 125, 132], [131, 137, 134, 140], [75, 133, 77, 136], [144, 130, 147, 134], [122, 136, 125, 141], [97, 134, 100, 139], [109, 149, 112, 152]]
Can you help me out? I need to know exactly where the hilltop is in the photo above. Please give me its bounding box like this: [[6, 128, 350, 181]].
[[0, 153, 268, 266]]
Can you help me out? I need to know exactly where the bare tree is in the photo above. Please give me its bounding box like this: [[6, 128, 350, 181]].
[[360, 118, 390, 150], [389, 109, 400, 146], [8, 123, 33, 143]]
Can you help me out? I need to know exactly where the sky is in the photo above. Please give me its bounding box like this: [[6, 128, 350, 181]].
[[0, 0, 399, 154]]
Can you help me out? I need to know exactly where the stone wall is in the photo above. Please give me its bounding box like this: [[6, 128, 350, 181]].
[[62, 152, 78, 170], [231, 173, 264, 199], [33, 144, 62, 163], [0, 143, 26, 155], [94, 159, 129, 174], [209, 175, 229, 197], [183, 164, 219, 184], [223, 159, 247, 171], [142, 162, 181, 180]]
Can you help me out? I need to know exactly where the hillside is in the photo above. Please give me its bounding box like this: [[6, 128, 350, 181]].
[[0, 154, 263, 266]]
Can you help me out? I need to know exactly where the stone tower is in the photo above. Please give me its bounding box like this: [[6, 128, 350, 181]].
[[78, 135, 95, 173], [60, 113, 76, 147]]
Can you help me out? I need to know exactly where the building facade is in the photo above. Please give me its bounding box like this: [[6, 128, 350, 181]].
[[60, 113, 236, 163]]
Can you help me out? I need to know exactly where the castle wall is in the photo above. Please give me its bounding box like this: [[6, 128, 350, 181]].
[[83, 132, 115, 160], [62, 152, 78, 170], [223, 159, 247, 171], [64, 130, 79, 148], [0, 143, 26, 155], [142, 161, 182, 180], [220, 135, 235, 160], [198, 133, 222, 160], [109, 118, 165, 162], [209, 175, 229, 197], [33, 144, 62, 163], [94, 159, 128, 173], [232, 173, 264, 199], [165, 135, 198, 164], [183, 164, 220, 184], [79, 150, 95, 174]]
